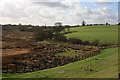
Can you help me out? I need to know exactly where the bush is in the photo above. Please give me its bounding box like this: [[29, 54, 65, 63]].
[[68, 38, 83, 44], [35, 30, 46, 41], [53, 34, 67, 41], [91, 40, 100, 46], [34, 29, 53, 41], [45, 29, 53, 39], [83, 40, 90, 45]]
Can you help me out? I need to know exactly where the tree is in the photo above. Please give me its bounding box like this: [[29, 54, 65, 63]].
[[82, 20, 86, 26], [54, 22, 64, 34], [19, 23, 22, 26], [106, 22, 109, 25], [54, 22, 62, 27]]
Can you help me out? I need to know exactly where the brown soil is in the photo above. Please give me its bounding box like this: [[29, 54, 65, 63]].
[[2, 31, 101, 73]]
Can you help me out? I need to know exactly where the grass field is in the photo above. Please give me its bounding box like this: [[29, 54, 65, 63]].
[[65, 25, 118, 44], [3, 48, 118, 78]]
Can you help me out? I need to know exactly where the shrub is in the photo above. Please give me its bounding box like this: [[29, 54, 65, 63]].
[[91, 40, 100, 46], [34, 30, 45, 41], [45, 29, 53, 39], [53, 34, 67, 41], [68, 38, 83, 44], [34, 29, 53, 41], [83, 40, 90, 45]]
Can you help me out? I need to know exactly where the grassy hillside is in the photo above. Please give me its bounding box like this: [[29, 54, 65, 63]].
[[65, 25, 118, 44], [3, 48, 118, 78]]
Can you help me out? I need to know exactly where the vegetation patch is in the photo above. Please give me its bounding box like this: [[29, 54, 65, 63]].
[[3, 48, 118, 78], [56, 48, 83, 57], [2, 25, 118, 78]]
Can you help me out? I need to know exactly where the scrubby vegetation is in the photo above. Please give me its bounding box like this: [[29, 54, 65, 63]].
[[2, 24, 118, 78], [3, 48, 118, 78]]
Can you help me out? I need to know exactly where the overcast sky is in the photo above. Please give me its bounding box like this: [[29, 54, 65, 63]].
[[0, 0, 119, 25]]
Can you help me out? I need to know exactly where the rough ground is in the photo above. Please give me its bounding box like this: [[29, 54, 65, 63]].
[[2, 31, 100, 73]]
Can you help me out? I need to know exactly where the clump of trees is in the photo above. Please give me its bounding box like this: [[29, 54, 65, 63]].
[[23, 21, 102, 46], [35, 22, 66, 41], [2, 23, 41, 32], [34, 22, 100, 46], [35, 29, 53, 41]]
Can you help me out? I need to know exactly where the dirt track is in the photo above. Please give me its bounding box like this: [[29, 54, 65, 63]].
[[3, 48, 30, 56]]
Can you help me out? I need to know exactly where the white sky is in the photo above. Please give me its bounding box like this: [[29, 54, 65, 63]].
[[0, 0, 119, 25]]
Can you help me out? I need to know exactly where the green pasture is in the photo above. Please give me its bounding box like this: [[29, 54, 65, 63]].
[[65, 25, 118, 44]]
